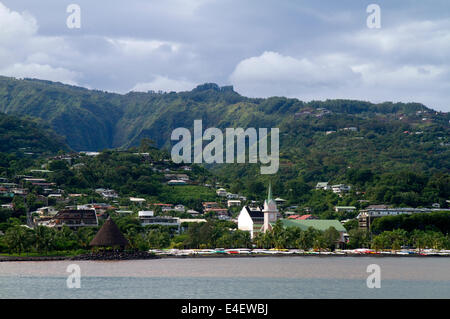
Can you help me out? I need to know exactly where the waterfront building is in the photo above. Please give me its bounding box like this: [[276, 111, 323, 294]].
[[279, 219, 347, 246], [48, 209, 98, 229], [357, 207, 450, 230], [237, 206, 264, 239]]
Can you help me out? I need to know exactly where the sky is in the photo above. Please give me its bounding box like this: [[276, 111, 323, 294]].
[[0, 0, 449, 111]]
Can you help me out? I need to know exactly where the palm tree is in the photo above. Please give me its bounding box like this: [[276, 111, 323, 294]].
[[4, 226, 33, 255], [34, 225, 55, 254]]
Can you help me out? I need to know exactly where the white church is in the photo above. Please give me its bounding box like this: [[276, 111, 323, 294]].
[[237, 183, 279, 238]]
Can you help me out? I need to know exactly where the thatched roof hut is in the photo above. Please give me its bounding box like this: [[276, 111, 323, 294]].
[[90, 217, 129, 248]]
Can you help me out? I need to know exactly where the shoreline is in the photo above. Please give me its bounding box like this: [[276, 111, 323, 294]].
[[1, 252, 449, 262]]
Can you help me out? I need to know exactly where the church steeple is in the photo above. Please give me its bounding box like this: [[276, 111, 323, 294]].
[[263, 181, 278, 233], [267, 181, 272, 201]]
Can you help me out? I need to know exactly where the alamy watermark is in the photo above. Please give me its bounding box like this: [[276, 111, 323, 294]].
[[366, 4, 381, 29], [171, 120, 279, 174], [66, 4, 81, 29], [366, 264, 381, 288], [66, 264, 81, 288]]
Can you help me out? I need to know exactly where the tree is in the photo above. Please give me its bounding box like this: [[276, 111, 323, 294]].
[[323, 227, 340, 250], [272, 220, 288, 249], [77, 227, 96, 248], [297, 227, 320, 250], [313, 235, 327, 253], [34, 225, 55, 254], [3, 226, 33, 254], [371, 234, 389, 252], [347, 228, 369, 249]]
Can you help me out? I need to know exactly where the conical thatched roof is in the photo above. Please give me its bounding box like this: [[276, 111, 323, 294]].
[[90, 217, 129, 247]]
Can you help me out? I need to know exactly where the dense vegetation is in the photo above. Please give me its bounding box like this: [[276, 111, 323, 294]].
[[0, 77, 448, 205], [0, 77, 449, 255], [2, 214, 449, 255], [371, 211, 450, 234], [0, 112, 68, 176]]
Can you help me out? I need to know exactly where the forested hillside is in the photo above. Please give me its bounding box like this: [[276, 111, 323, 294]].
[[0, 112, 68, 153], [0, 76, 448, 204]]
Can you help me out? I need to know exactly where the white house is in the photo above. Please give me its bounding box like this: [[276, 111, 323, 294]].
[[130, 197, 146, 205], [187, 209, 201, 216], [138, 210, 154, 217], [237, 206, 264, 239], [334, 206, 357, 213], [226, 193, 239, 199], [95, 188, 118, 199], [35, 206, 59, 216], [237, 183, 279, 238], [173, 204, 185, 212], [315, 182, 330, 190], [216, 188, 227, 197], [331, 184, 351, 194]]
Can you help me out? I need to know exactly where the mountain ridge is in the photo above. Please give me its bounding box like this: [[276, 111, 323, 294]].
[[1, 75, 444, 151]]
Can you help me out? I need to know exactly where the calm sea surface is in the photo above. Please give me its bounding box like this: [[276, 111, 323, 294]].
[[0, 257, 449, 298]]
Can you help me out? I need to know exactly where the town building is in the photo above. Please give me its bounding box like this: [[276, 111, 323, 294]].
[[138, 210, 154, 218], [130, 197, 146, 205], [48, 209, 98, 229], [139, 215, 180, 229], [279, 219, 347, 247], [167, 179, 187, 186], [95, 188, 119, 199], [187, 209, 201, 216], [237, 206, 264, 239], [331, 184, 351, 194], [35, 206, 58, 216], [287, 214, 318, 220], [262, 183, 278, 233], [357, 207, 450, 230], [315, 182, 330, 191], [216, 188, 227, 197], [334, 206, 357, 213], [238, 183, 279, 238], [227, 200, 242, 207]]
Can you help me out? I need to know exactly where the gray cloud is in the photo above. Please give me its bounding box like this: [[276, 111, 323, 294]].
[[0, 0, 449, 111]]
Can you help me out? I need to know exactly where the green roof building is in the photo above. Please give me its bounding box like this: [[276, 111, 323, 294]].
[[278, 219, 347, 233], [278, 219, 348, 246]]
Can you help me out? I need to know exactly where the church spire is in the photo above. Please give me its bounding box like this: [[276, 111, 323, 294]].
[[263, 181, 277, 233]]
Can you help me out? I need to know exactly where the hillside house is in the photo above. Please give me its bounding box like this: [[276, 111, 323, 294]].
[[315, 182, 330, 191], [334, 206, 356, 213]]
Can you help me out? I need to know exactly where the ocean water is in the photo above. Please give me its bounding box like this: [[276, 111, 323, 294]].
[[0, 257, 449, 299]]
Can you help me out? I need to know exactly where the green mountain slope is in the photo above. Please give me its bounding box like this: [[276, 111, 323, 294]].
[[0, 76, 448, 184], [0, 112, 69, 154]]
